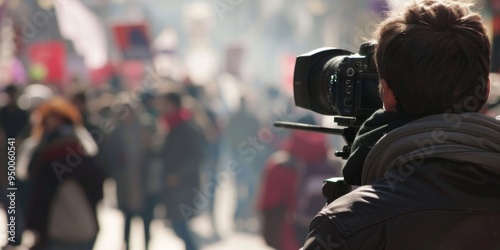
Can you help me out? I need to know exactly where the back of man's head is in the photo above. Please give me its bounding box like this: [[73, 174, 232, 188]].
[[374, 0, 491, 115]]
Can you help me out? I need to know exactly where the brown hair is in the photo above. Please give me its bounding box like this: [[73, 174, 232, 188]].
[[32, 96, 82, 139], [374, 0, 491, 115]]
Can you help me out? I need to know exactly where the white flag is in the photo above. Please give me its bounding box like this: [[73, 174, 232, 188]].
[[55, 0, 107, 69]]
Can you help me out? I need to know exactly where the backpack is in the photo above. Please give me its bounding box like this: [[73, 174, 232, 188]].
[[48, 179, 98, 243]]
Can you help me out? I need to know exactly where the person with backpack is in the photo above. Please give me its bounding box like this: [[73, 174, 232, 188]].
[[257, 116, 341, 250], [22, 96, 104, 250]]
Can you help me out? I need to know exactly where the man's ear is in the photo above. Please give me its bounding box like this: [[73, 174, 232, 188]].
[[380, 79, 398, 112]]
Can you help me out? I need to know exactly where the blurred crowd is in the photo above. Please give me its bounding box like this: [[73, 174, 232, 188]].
[[0, 1, 367, 249], [0, 72, 342, 250]]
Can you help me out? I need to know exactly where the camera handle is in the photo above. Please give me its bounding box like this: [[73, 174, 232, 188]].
[[322, 177, 352, 204], [274, 116, 362, 160]]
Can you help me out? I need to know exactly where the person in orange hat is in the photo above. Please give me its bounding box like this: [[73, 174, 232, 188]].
[[20, 96, 104, 250]]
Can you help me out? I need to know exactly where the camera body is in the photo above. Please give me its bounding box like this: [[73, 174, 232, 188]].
[[290, 44, 383, 202], [293, 42, 382, 119]]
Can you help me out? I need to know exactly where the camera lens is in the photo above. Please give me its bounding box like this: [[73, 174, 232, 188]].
[[293, 47, 352, 115], [309, 55, 346, 114], [346, 87, 352, 94]]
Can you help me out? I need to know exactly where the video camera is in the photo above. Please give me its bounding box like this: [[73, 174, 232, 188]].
[[275, 42, 383, 202], [294, 42, 381, 118], [276, 42, 382, 157]]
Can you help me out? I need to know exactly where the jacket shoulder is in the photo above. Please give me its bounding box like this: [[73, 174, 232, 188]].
[[309, 174, 500, 249], [303, 204, 387, 250], [302, 215, 353, 250]]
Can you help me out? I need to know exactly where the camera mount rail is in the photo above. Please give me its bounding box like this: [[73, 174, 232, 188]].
[[274, 116, 362, 160]]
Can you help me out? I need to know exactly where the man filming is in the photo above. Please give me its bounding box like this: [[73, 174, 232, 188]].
[[302, 0, 500, 249]]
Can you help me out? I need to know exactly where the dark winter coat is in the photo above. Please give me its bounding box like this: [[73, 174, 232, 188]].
[[161, 118, 204, 222], [25, 125, 104, 248], [303, 112, 500, 250]]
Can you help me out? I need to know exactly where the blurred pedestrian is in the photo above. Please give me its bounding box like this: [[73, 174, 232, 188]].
[[70, 90, 111, 178], [157, 92, 204, 250], [185, 85, 222, 239], [0, 84, 30, 247], [257, 116, 340, 250], [23, 96, 104, 250], [0, 84, 30, 190], [106, 96, 153, 250], [0, 85, 30, 140], [224, 97, 262, 229], [70, 91, 97, 134]]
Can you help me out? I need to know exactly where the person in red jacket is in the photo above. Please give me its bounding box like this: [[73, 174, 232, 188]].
[[258, 116, 341, 250]]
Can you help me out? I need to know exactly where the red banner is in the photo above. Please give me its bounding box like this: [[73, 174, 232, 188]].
[[28, 41, 66, 85], [112, 22, 152, 60]]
